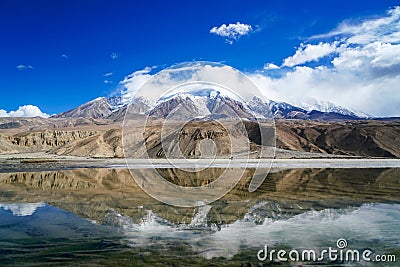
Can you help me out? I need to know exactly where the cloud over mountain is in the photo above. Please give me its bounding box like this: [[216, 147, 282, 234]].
[[255, 6, 400, 117], [119, 67, 153, 104], [282, 42, 338, 67], [118, 7, 400, 117]]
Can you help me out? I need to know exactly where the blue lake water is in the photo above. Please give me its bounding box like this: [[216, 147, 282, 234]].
[[0, 168, 399, 266]]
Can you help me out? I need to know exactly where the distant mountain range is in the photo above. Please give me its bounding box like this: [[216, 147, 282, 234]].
[[53, 89, 369, 121], [2, 90, 400, 159]]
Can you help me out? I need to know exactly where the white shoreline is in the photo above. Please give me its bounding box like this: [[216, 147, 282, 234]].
[[109, 158, 400, 169], [1, 152, 400, 170]]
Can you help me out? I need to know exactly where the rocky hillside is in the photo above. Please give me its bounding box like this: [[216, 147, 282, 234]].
[[0, 122, 123, 157], [275, 120, 400, 157], [140, 120, 250, 158], [53, 97, 117, 119], [48, 128, 122, 157], [53, 96, 149, 120], [0, 118, 399, 158]]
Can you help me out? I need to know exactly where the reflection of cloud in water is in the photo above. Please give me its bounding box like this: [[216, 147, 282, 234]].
[[0, 202, 45, 216], [103, 205, 215, 247], [117, 202, 400, 259]]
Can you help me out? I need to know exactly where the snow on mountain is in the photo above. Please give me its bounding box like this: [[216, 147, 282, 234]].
[[53, 97, 112, 119], [288, 97, 370, 118], [158, 88, 240, 103], [151, 92, 371, 119], [246, 96, 307, 119], [53, 88, 369, 120], [150, 89, 253, 119], [150, 94, 208, 119], [156, 90, 217, 116], [244, 96, 272, 118], [52, 95, 148, 119], [106, 96, 126, 111]]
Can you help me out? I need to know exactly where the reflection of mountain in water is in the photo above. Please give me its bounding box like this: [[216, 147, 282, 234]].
[[0, 202, 45, 216], [0, 167, 399, 264], [1, 200, 399, 263], [0, 167, 399, 226]]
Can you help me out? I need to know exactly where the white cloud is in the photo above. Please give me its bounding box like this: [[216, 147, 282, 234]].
[[119, 63, 262, 106], [263, 63, 279, 70], [311, 6, 400, 45], [104, 79, 113, 84], [110, 52, 119, 60], [104, 72, 113, 77], [16, 64, 33, 71], [282, 42, 338, 67], [0, 105, 49, 118], [119, 67, 154, 104], [119, 47, 400, 117], [251, 6, 400, 117], [252, 41, 400, 117], [331, 42, 400, 76], [61, 54, 68, 59], [118, 7, 400, 117], [210, 22, 252, 44]]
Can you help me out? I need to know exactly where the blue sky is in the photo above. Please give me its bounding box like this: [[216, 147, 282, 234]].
[[0, 0, 399, 116]]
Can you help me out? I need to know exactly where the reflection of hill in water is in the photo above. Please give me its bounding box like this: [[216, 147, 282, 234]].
[[0, 168, 399, 226]]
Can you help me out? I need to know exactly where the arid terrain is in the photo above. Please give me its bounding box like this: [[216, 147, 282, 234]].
[[0, 117, 399, 159]]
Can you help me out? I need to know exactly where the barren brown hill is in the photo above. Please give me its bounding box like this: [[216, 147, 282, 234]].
[[0, 117, 399, 158], [140, 120, 252, 159], [275, 120, 400, 157]]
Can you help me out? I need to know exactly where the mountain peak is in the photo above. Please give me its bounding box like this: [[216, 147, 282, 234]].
[[150, 88, 253, 119], [288, 97, 370, 118], [52, 96, 124, 119], [53, 88, 368, 121], [158, 88, 228, 103]]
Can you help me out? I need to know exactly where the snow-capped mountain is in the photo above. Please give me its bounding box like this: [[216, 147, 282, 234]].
[[53, 97, 115, 119], [53, 89, 368, 121], [246, 96, 306, 119], [149, 89, 253, 119], [53, 96, 149, 119], [289, 97, 370, 118], [106, 96, 126, 111]]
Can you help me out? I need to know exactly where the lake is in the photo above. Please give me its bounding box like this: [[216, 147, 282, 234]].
[[0, 167, 399, 266]]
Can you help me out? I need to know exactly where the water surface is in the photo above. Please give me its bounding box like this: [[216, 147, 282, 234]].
[[0, 167, 399, 266]]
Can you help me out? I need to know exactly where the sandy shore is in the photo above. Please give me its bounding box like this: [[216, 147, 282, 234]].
[[119, 158, 400, 169], [0, 152, 399, 172]]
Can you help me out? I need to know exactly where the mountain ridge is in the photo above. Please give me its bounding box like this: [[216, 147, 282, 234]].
[[51, 89, 368, 121]]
